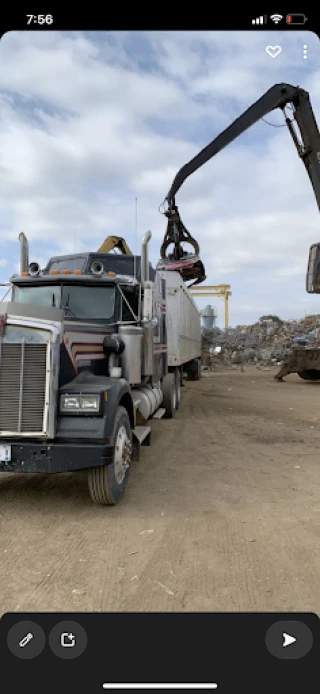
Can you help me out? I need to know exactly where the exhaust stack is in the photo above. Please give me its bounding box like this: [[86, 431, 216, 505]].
[[18, 233, 29, 274], [141, 231, 152, 283]]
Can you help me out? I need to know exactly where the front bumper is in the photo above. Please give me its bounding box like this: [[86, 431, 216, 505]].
[[0, 441, 114, 474]]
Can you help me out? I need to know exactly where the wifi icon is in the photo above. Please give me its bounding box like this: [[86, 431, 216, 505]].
[[270, 14, 283, 23]]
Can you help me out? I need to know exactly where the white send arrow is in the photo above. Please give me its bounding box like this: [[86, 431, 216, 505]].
[[283, 632, 296, 647]]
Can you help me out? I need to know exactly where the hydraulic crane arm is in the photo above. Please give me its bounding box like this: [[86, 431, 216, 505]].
[[165, 83, 320, 212]]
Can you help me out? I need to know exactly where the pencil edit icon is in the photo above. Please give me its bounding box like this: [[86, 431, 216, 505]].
[[19, 633, 34, 648]]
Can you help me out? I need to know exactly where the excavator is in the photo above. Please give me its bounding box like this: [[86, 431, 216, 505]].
[[157, 82, 320, 381], [97, 236, 132, 255]]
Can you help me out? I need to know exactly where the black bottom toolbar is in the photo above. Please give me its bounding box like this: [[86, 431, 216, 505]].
[[1, 613, 319, 693]]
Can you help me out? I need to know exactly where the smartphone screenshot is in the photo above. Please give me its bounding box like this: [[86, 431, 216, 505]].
[[0, 14, 319, 693]]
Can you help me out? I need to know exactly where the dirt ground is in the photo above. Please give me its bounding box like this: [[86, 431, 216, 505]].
[[0, 366, 319, 615]]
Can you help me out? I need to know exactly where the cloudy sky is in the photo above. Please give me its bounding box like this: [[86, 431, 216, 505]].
[[0, 30, 319, 326]]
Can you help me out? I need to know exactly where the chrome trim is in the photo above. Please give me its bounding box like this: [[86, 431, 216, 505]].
[[43, 341, 51, 435], [18, 339, 25, 432], [0, 315, 61, 439]]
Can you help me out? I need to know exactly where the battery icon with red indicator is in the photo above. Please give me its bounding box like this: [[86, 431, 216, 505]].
[[286, 14, 308, 24]]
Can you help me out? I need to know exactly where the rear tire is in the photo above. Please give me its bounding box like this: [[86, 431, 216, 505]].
[[162, 372, 177, 418], [88, 406, 132, 505], [297, 369, 320, 381], [175, 369, 181, 409], [195, 358, 202, 380], [187, 358, 202, 381]]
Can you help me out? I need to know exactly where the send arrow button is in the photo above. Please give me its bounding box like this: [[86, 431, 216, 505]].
[[282, 632, 296, 647], [265, 621, 313, 659]]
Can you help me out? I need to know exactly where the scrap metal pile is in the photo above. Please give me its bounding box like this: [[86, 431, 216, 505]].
[[201, 314, 320, 370]]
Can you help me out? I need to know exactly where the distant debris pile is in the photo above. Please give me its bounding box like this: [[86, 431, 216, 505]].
[[201, 314, 320, 370]]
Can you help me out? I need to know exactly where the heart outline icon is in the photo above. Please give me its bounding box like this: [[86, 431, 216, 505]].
[[266, 45, 282, 59]]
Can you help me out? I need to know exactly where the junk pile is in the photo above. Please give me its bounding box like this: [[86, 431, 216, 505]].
[[201, 314, 320, 370]]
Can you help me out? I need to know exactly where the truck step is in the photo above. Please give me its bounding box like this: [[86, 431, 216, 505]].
[[132, 425, 151, 445], [153, 407, 166, 420]]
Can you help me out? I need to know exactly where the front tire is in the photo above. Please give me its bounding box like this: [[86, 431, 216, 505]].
[[162, 372, 177, 418], [88, 406, 132, 506]]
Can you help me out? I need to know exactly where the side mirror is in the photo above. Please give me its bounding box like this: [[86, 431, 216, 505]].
[[306, 243, 320, 293]]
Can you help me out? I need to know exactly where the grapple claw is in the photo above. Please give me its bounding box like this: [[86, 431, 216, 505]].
[[158, 203, 205, 285]]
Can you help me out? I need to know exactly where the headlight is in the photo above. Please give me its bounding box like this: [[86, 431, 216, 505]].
[[80, 396, 100, 411], [61, 396, 80, 411], [60, 394, 101, 413]]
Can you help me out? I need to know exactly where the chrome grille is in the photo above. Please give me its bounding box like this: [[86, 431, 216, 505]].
[[0, 342, 48, 433]]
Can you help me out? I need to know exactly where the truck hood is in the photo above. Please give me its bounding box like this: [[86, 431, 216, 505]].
[[0, 301, 64, 324]]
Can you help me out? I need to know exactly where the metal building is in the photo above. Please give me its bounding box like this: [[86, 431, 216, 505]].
[[200, 304, 217, 329]]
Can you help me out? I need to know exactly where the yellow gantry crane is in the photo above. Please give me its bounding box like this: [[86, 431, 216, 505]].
[[190, 284, 232, 329]]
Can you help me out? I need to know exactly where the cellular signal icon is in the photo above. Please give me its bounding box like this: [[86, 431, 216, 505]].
[[252, 16, 267, 24]]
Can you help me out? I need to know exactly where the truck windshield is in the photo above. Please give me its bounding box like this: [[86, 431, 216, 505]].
[[13, 284, 115, 320]]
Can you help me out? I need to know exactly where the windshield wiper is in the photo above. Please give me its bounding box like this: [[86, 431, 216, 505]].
[[61, 294, 77, 318]]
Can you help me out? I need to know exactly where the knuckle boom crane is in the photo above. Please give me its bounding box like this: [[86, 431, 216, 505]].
[[158, 82, 320, 291]]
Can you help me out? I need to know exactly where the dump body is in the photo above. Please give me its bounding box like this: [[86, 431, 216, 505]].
[[158, 270, 201, 368]]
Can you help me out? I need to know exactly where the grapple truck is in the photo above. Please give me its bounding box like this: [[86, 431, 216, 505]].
[[0, 231, 201, 505]]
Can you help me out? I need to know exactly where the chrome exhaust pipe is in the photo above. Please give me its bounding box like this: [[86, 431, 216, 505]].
[[18, 233, 29, 274], [141, 231, 152, 283]]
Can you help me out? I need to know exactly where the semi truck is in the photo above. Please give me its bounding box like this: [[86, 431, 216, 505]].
[[0, 231, 201, 505]]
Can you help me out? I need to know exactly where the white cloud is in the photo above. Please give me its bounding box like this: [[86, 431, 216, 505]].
[[0, 29, 319, 325]]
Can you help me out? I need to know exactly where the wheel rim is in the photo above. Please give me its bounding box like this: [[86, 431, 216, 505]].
[[114, 425, 131, 484]]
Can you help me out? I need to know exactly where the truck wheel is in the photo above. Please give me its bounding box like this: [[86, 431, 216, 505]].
[[195, 358, 202, 381], [297, 369, 320, 380], [88, 406, 132, 506], [162, 372, 177, 418], [175, 369, 181, 409], [186, 370, 195, 381], [186, 358, 201, 381]]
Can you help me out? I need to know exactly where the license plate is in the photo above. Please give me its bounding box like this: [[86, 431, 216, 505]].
[[0, 445, 11, 462]]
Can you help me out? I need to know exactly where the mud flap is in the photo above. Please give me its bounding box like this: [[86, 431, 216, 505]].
[[132, 425, 151, 460]]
